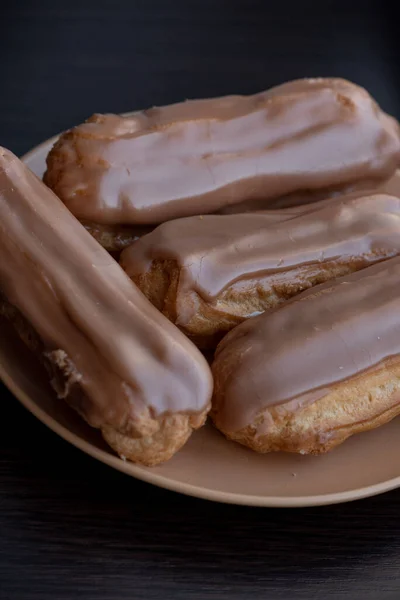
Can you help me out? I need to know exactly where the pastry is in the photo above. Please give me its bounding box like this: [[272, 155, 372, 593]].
[[0, 147, 212, 466], [120, 192, 400, 347], [82, 221, 152, 253], [43, 78, 400, 250], [211, 256, 400, 455]]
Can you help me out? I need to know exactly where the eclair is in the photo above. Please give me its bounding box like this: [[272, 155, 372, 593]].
[[211, 256, 400, 455], [44, 78, 400, 250], [0, 148, 212, 466], [120, 193, 400, 347]]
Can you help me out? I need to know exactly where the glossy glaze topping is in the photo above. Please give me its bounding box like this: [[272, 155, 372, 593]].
[[212, 256, 400, 432], [0, 148, 212, 430], [44, 78, 400, 225], [120, 192, 400, 307]]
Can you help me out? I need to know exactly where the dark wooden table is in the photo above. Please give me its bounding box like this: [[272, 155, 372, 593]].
[[2, 2, 400, 598]]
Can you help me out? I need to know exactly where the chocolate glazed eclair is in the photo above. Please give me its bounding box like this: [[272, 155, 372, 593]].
[[211, 257, 400, 455], [120, 192, 400, 347], [0, 148, 212, 466], [43, 77, 400, 251]]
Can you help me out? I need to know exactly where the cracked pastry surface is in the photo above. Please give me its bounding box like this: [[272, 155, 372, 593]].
[[211, 257, 400, 455], [120, 192, 400, 347], [0, 147, 212, 466]]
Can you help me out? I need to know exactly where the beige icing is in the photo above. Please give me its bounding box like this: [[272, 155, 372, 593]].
[[120, 192, 400, 309], [44, 78, 400, 225], [0, 148, 212, 431], [213, 256, 400, 433]]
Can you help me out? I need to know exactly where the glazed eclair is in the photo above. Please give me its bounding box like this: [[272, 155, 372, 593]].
[[43, 78, 400, 250], [120, 193, 400, 347], [0, 148, 212, 466], [211, 256, 400, 455]]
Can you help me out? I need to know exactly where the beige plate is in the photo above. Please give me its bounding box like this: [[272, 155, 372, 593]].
[[2, 136, 400, 507]]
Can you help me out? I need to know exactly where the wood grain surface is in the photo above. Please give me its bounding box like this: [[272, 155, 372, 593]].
[[1, 1, 400, 598]]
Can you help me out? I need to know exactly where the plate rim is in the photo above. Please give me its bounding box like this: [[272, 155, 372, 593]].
[[0, 137, 397, 507], [5, 358, 400, 507]]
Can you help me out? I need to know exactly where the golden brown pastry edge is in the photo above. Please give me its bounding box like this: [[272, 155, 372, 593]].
[[0, 298, 207, 466], [211, 348, 400, 455], [123, 255, 390, 349]]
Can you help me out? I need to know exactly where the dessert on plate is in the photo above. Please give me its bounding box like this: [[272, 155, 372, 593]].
[[121, 192, 400, 347], [43, 78, 400, 250], [0, 148, 212, 466], [2, 76, 400, 464], [211, 257, 400, 455]]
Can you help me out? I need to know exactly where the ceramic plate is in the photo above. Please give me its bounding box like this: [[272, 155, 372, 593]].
[[2, 136, 400, 507]]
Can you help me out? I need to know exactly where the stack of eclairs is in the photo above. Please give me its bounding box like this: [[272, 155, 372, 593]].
[[3, 77, 400, 466]]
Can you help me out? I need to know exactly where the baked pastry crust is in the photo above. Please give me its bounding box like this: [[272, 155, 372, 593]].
[[211, 257, 400, 454], [0, 147, 212, 466], [212, 346, 400, 455], [1, 299, 204, 466], [82, 221, 151, 253], [44, 78, 400, 236], [121, 194, 400, 347]]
